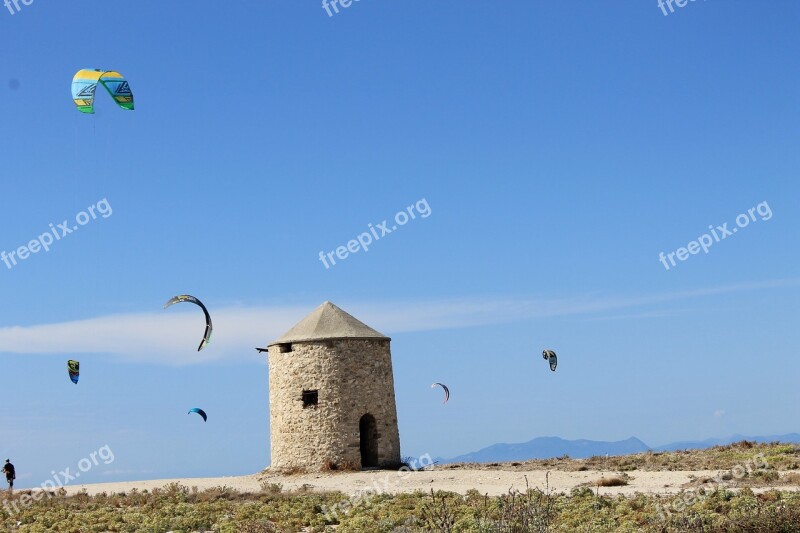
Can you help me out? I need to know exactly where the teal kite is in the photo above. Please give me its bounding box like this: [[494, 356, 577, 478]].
[[188, 408, 207, 422]]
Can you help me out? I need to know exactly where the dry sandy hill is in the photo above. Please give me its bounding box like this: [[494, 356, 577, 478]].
[[53, 467, 799, 498]]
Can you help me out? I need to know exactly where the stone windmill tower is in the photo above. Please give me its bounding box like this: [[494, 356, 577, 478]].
[[265, 302, 401, 471]]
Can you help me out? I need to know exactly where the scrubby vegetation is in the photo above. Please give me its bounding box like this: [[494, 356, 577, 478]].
[[440, 440, 800, 473], [1, 442, 798, 531], [1, 483, 799, 532]]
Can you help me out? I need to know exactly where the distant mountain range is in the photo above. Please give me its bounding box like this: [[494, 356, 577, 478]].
[[439, 433, 800, 464]]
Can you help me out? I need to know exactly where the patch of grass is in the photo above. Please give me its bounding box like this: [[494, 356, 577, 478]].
[[259, 481, 283, 494], [782, 472, 800, 485], [596, 476, 629, 487]]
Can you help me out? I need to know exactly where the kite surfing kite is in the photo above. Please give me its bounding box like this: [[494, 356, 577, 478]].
[[67, 360, 80, 384], [188, 408, 207, 422], [71, 69, 134, 113], [542, 350, 558, 372], [431, 382, 450, 404], [164, 295, 213, 351]]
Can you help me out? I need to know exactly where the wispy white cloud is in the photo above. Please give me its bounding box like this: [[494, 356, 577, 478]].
[[0, 278, 796, 365], [583, 310, 679, 321], [0, 306, 306, 365], [357, 278, 800, 331]]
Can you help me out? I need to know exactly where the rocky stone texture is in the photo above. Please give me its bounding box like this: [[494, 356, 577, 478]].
[[268, 338, 401, 471]]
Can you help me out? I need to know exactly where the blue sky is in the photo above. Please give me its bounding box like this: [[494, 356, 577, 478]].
[[1, 0, 798, 488]]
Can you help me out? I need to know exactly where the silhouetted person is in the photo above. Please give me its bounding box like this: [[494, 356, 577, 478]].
[[2, 459, 15, 491]]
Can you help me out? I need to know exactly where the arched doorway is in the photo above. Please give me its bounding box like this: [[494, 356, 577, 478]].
[[359, 414, 378, 468]]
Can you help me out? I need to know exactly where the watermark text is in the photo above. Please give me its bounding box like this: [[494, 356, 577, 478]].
[[2, 445, 115, 517], [319, 198, 431, 269], [658, 201, 771, 271], [1, 198, 113, 271]]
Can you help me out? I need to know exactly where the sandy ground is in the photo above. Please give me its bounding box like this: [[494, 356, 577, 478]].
[[49, 469, 800, 498]]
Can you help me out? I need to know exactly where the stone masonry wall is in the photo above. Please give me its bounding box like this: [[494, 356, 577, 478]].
[[268, 338, 401, 471]]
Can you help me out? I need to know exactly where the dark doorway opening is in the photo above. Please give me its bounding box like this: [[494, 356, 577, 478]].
[[359, 414, 378, 468]]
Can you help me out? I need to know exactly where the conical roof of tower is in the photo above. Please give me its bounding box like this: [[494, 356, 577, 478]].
[[268, 301, 389, 345]]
